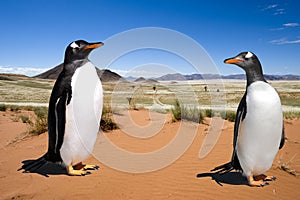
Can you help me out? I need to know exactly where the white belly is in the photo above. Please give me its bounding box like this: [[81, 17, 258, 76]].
[[60, 62, 103, 166], [236, 81, 282, 176]]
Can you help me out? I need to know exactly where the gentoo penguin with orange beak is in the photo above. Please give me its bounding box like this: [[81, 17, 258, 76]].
[[19, 40, 103, 176], [211, 52, 285, 187]]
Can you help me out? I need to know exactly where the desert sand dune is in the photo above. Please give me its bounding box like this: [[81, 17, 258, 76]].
[[0, 110, 299, 200]]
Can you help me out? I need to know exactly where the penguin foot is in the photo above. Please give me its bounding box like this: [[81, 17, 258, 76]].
[[264, 176, 276, 181], [83, 164, 99, 170], [73, 162, 99, 170], [67, 165, 91, 176], [248, 175, 269, 187], [254, 174, 276, 182]]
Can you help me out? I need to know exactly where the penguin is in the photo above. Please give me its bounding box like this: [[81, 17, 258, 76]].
[[211, 52, 285, 187], [19, 40, 104, 176]]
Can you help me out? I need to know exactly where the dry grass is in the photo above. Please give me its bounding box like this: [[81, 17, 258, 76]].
[[1, 78, 300, 123], [276, 154, 298, 176]]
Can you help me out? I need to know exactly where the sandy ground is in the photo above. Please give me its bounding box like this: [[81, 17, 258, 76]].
[[0, 109, 299, 200]]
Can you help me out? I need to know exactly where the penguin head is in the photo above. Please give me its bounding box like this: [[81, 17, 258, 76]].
[[223, 52, 261, 70], [223, 51, 264, 74], [224, 52, 265, 84], [64, 40, 104, 63]]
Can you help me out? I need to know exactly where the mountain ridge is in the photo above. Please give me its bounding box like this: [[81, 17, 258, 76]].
[[150, 73, 300, 81]]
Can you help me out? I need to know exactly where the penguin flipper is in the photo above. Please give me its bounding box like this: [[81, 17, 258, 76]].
[[211, 95, 246, 174], [18, 154, 47, 173], [279, 124, 285, 149], [233, 93, 246, 150]]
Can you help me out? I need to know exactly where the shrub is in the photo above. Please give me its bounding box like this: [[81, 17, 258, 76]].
[[220, 110, 236, 122], [171, 100, 203, 123], [28, 107, 48, 136], [0, 104, 7, 112], [225, 111, 236, 122], [171, 100, 181, 121], [283, 111, 300, 119], [20, 114, 31, 123], [181, 105, 203, 123], [100, 105, 118, 132], [205, 109, 213, 118], [9, 105, 21, 112], [100, 117, 118, 132]]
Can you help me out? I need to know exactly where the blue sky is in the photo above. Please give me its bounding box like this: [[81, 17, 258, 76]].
[[0, 0, 299, 77]]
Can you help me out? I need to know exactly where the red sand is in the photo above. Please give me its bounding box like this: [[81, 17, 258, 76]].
[[0, 110, 299, 200]]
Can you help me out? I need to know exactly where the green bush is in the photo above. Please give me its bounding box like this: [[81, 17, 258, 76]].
[[171, 100, 203, 123], [171, 100, 181, 121], [205, 109, 213, 118], [182, 106, 203, 123], [100, 105, 118, 132], [283, 111, 300, 119], [220, 110, 236, 122], [0, 104, 7, 111], [28, 107, 48, 136], [20, 114, 31, 123], [9, 105, 21, 112]]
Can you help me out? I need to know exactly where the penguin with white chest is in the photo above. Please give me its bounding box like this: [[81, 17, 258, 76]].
[[19, 40, 103, 176], [211, 52, 285, 187]]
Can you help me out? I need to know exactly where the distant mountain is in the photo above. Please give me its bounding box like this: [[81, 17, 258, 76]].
[[133, 77, 158, 84], [0, 73, 28, 81], [157, 73, 186, 81], [125, 76, 138, 81], [33, 66, 300, 82], [34, 64, 63, 80], [34, 63, 124, 82], [223, 74, 300, 80], [264, 74, 300, 80], [155, 73, 300, 81], [134, 77, 146, 82]]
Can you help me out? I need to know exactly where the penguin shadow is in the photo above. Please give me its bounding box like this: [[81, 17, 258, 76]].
[[20, 159, 67, 177], [196, 171, 249, 186]]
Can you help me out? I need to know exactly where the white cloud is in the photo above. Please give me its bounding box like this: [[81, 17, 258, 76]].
[[263, 4, 278, 10], [274, 8, 285, 15], [0, 66, 50, 76], [261, 4, 285, 15], [283, 23, 300, 27], [270, 22, 299, 31], [270, 37, 300, 45], [270, 27, 285, 31]]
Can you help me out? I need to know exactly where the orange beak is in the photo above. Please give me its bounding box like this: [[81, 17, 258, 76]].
[[84, 42, 104, 50], [224, 58, 244, 64]]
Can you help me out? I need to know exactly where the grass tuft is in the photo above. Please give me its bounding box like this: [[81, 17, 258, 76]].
[[20, 114, 30, 123], [276, 155, 298, 176], [171, 100, 203, 123], [0, 104, 7, 111], [171, 100, 181, 121], [100, 105, 118, 132], [27, 107, 48, 136], [283, 111, 300, 119], [220, 110, 236, 122]]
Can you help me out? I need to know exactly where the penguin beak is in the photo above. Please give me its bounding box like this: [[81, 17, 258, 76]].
[[224, 58, 244, 64], [84, 42, 104, 50]]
